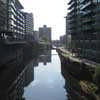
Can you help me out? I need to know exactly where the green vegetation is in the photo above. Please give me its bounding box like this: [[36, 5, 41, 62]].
[[41, 36, 50, 42], [93, 65, 100, 87], [80, 80, 98, 93]]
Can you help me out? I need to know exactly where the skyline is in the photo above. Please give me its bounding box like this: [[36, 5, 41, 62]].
[[20, 0, 69, 40]]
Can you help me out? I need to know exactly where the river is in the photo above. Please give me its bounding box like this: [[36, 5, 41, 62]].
[[23, 50, 67, 100], [0, 48, 97, 100]]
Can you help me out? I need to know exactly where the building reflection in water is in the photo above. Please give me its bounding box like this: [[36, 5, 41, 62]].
[[38, 49, 51, 65], [0, 59, 34, 100], [0, 48, 51, 100]]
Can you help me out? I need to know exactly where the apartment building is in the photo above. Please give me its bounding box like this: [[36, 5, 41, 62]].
[[23, 13, 34, 35], [68, 0, 100, 62], [39, 25, 51, 42], [0, 0, 25, 39], [8, 0, 25, 38], [0, 0, 7, 31]]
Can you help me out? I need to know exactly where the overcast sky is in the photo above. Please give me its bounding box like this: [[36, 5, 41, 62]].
[[20, 0, 68, 40]]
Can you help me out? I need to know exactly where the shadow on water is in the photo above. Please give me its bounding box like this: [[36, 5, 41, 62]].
[[0, 46, 90, 100], [0, 46, 53, 100]]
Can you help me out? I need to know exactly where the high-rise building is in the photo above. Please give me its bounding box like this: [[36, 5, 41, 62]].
[[22, 12, 34, 42], [60, 34, 66, 47], [0, 0, 25, 39], [23, 13, 34, 35], [39, 25, 51, 42], [65, 15, 71, 49], [68, 0, 100, 62], [0, 0, 7, 31]]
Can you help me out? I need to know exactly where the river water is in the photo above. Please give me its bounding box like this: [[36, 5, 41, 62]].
[[23, 50, 67, 100], [0, 48, 97, 100]]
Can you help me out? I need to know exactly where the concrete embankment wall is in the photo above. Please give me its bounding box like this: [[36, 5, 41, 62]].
[[57, 48, 100, 100], [0, 43, 24, 67]]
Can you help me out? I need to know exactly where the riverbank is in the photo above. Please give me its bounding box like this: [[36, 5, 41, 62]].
[[57, 47, 100, 100]]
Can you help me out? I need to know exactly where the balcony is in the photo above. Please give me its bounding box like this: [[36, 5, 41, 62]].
[[93, 23, 100, 32], [68, 0, 75, 5], [81, 18, 94, 25], [82, 25, 94, 33], [68, 13, 77, 20], [69, 19, 76, 24], [68, 8, 77, 16], [81, 10, 94, 17], [9, 3, 24, 19], [80, 0, 90, 4], [81, 1, 96, 11], [69, 23, 77, 30], [68, 1, 77, 10], [81, 1, 92, 11]]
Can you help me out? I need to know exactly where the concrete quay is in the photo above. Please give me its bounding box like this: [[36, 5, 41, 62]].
[[57, 48, 100, 100]]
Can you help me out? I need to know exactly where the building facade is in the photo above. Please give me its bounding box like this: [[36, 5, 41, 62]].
[[0, 0, 25, 39], [33, 31, 39, 42], [68, 0, 100, 62], [39, 25, 51, 42], [65, 16, 71, 49], [0, 0, 7, 32], [23, 13, 34, 35], [60, 34, 66, 47]]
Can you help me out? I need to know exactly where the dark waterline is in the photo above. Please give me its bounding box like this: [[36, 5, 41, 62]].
[[23, 50, 67, 100]]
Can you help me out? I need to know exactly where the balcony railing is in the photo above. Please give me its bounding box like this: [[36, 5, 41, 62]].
[[68, 0, 75, 5], [81, 18, 94, 24], [68, 1, 77, 10], [80, 0, 89, 4], [81, 2, 92, 11], [81, 10, 94, 17]]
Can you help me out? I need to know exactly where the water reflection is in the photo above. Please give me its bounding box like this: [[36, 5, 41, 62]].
[[0, 49, 79, 100], [37, 49, 51, 65], [61, 65, 81, 100], [0, 48, 52, 100], [0, 55, 36, 100], [24, 50, 66, 100]]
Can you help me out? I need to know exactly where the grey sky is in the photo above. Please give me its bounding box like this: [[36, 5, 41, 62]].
[[20, 0, 68, 40]]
